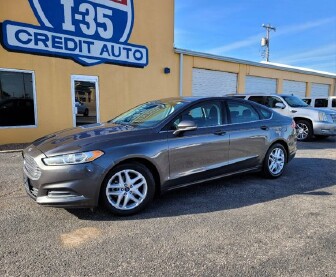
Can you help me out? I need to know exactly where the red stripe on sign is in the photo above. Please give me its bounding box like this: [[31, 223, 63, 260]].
[[111, 0, 127, 5]]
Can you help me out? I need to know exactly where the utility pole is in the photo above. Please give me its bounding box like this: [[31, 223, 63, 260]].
[[261, 24, 276, 62]]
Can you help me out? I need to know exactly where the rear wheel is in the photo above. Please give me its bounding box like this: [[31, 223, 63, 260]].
[[101, 163, 155, 216], [263, 144, 287, 179], [296, 119, 313, 141]]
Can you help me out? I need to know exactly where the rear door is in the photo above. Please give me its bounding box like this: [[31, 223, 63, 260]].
[[224, 100, 269, 170]]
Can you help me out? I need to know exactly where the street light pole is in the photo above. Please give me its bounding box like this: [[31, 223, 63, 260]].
[[261, 24, 276, 62]]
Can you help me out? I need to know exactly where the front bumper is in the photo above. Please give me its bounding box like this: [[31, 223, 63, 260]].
[[313, 122, 336, 136], [23, 147, 106, 208]]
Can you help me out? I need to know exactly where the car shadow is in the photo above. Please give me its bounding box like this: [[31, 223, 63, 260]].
[[297, 136, 336, 150], [67, 157, 336, 221]]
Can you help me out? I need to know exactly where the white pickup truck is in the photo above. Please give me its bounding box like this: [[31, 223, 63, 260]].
[[231, 94, 336, 141]]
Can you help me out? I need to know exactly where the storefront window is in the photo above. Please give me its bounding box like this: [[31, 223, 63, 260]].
[[0, 70, 36, 127]]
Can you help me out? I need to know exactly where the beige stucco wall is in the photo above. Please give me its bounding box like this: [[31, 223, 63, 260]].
[[0, 0, 179, 144], [1, 0, 335, 145]]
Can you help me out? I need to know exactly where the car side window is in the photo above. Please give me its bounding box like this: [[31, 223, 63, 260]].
[[170, 101, 222, 129], [258, 107, 272, 119], [302, 99, 311, 105], [332, 99, 336, 108], [227, 100, 260, 124], [265, 96, 284, 108], [314, 99, 328, 107], [248, 96, 265, 106]]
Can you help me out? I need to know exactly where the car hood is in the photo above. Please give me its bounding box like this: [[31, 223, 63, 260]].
[[32, 122, 150, 156], [291, 106, 335, 114]]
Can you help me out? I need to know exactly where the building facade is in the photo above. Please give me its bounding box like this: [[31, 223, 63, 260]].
[[0, 0, 335, 144]]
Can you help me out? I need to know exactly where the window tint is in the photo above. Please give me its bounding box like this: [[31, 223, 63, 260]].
[[248, 96, 283, 108], [314, 99, 328, 108], [302, 99, 311, 105], [0, 71, 36, 127], [248, 96, 265, 105], [227, 101, 260, 123], [332, 99, 336, 108], [171, 101, 222, 129]]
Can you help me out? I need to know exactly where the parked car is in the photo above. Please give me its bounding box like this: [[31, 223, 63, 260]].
[[230, 94, 336, 141], [75, 100, 89, 116], [302, 96, 336, 110], [23, 97, 296, 215]]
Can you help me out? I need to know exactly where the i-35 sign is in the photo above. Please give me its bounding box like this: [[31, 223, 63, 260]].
[[2, 0, 149, 67]]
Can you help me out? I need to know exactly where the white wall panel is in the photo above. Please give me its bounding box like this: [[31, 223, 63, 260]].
[[245, 76, 277, 94], [283, 80, 306, 98], [192, 68, 237, 96], [311, 83, 330, 98]]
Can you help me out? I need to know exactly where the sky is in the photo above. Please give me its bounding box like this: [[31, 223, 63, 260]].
[[174, 0, 336, 73]]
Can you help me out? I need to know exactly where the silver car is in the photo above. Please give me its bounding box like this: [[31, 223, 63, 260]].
[[231, 94, 336, 141], [23, 97, 297, 215]]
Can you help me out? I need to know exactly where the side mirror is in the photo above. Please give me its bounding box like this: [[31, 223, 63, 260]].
[[275, 103, 286, 109], [173, 120, 197, 136]]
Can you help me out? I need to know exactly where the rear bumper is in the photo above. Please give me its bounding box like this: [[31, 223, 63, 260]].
[[313, 122, 336, 136]]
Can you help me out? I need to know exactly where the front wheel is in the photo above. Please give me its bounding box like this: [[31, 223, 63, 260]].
[[263, 144, 287, 179], [296, 119, 313, 141], [101, 163, 155, 216]]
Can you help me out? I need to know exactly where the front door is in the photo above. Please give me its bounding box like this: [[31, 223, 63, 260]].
[[71, 75, 100, 127], [166, 100, 230, 187]]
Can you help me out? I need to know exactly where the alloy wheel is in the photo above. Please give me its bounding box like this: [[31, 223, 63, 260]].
[[106, 169, 148, 211], [268, 147, 285, 175]]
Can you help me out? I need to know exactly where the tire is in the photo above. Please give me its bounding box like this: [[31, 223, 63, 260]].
[[84, 109, 89, 117], [295, 119, 313, 141], [262, 143, 287, 179], [101, 163, 155, 216]]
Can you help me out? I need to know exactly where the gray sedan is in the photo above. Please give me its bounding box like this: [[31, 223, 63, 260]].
[[23, 97, 297, 215]]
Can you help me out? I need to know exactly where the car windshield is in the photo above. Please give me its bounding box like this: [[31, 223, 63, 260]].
[[110, 99, 187, 127], [282, 95, 309, 108]]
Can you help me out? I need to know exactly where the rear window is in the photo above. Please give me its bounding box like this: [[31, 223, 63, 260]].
[[259, 107, 272, 119]]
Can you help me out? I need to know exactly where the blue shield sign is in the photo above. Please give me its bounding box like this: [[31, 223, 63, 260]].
[[2, 0, 148, 67]]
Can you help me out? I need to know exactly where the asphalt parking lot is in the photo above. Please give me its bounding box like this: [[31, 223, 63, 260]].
[[0, 138, 335, 277]]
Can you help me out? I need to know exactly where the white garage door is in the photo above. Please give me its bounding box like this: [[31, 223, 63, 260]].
[[192, 68, 237, 96], [283, 80, 306, 98], [311, 83, 330, 98], [245, 76, 277, 94]]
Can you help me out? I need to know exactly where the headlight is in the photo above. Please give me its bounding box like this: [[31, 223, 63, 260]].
[[318, 112, 332, 123], [43, 150, 104, 166]]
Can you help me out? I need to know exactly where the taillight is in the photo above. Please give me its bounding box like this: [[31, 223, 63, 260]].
[[291, 120, 296, 129]]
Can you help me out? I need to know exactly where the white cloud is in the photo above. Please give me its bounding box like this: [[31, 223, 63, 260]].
[[206, 17, 336, 55]]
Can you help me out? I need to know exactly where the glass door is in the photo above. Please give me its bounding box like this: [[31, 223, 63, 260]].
[[71, 75, 100, 127]]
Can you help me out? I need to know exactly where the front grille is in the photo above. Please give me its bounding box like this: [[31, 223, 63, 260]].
[[24, 154, 41, 180], [330, 114, 336, 123]]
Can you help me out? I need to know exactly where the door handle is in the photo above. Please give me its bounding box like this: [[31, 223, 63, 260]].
[[260, 126, 269, 131], [214, 130, 226, 136], [291, 110, 297, 113]]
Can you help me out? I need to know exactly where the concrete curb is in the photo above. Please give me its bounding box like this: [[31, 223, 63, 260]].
[[0, 149, 23, 154]]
